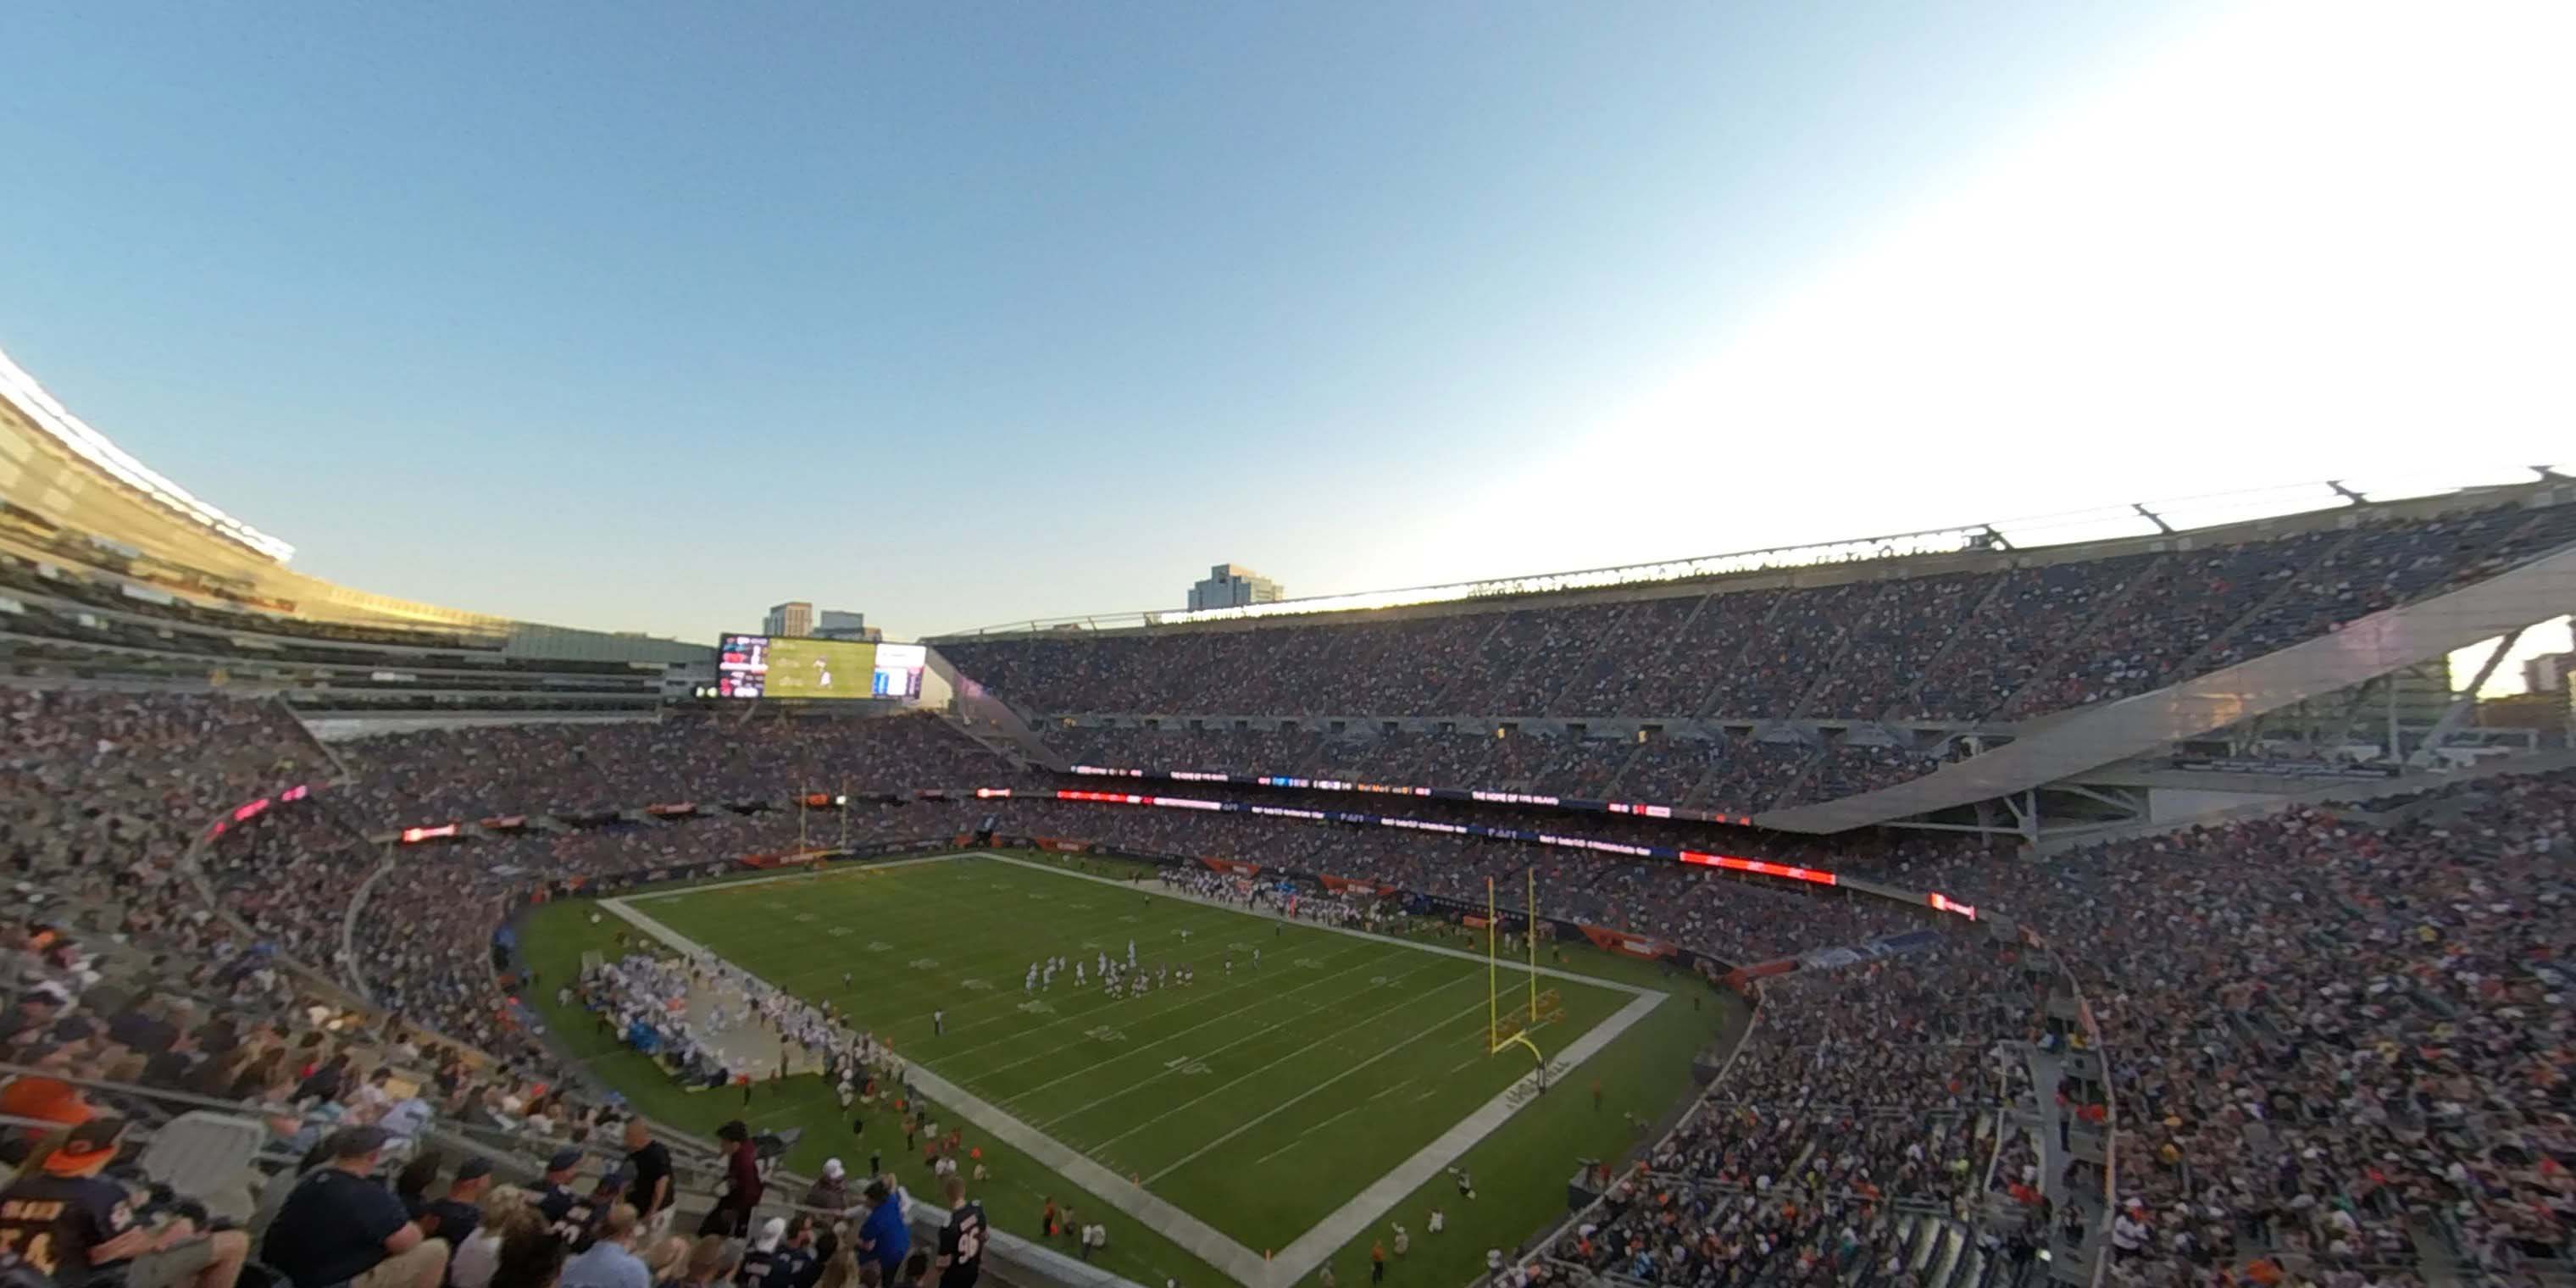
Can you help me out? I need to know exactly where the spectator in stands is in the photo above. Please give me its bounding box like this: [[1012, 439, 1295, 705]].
[[671, 1239, 739, 1288], [853, 1180, 909, 1282], [803, 1159, 852, 1216], [0, 1118, 251, 1288], [560, 1205, 653, 1288], [623, 1121, 675, 1239], [489, 1224, 569, 1288], [700, 1122, 762, 1238], [419, 1158, 495, 1246], [452, 1186, 544, 1288], [263, 1125, 449, 1288], [0, 1031, 101, 1147]]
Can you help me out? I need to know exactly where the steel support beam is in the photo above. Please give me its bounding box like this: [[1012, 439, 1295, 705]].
[[2408, 628, 2523, 766]]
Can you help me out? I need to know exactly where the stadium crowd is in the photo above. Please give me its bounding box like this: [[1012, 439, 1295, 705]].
[[952, 499, 2576, 808], [1553, 939, 2038, 1288], [335, 712, 1026, 829], [8, 676, 2576, 1288], [1045, 724, 1918, 814]]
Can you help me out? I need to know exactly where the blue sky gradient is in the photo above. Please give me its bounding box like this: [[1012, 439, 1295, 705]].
[[3, 2, 2567, 641]]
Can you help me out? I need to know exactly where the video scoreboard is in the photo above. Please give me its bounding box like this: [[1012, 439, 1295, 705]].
[[714, 635, 926, 701]]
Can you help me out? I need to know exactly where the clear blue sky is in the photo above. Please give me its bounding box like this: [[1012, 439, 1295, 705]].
[[3, 2, 2568, 643]]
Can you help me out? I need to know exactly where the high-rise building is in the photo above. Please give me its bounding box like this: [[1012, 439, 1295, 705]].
[[763, 601, 814, 638], [815, 610, 880, 642], [1188, 564, 1284, 612]]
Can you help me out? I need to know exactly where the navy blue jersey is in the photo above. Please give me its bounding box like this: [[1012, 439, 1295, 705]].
[[936, 1203, 986, 1288], [0, 1175, 138, 1288]]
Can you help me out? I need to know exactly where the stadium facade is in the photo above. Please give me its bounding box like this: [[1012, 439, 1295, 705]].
[[8, 341, 2573, 840]]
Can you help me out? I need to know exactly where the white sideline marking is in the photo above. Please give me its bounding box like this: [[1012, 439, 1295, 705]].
[[1252, 1100, 1371, 1167], [1144, 990, 1494, 1183], [1270, 988, 1668, 1285], [597, 851, 1667, 1288], [1074, 969, 1483, 1142], [1008, 947, 1451, 1107]]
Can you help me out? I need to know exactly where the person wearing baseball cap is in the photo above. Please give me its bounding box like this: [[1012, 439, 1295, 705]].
[[419, 1158, 493, 1246], [530, 1149, 591, 1238], [0, 1033, 99, 1141], [0, 1118, 251, 1288], [800, 1160, 850, 1217], [261, 1126, 449, 1288]]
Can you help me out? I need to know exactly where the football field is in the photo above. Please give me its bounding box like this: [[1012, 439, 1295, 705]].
[[520, 851, 1737, 1288]]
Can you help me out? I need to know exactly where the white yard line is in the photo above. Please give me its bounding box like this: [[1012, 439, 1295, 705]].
[[622, 852, 963, 899], [600, 879, 1274, 1286], [968, 936, 1394, 1077], [980, 853, 1658, 997], [1072, 969, 1485, 1143], [1008, 948, 1456, 1108], [1265, 989, 1668, 1287], [598, 851, 1670, 1288], [1252, 1101, 1373, 1167], [1143, 990, 1497, 1184]]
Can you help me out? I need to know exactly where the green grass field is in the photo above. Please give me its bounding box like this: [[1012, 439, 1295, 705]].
[[517, 852, 1744, 1288]]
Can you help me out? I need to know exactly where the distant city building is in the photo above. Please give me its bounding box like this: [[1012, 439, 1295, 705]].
[[2526, 650, 2573, 693], [763, 601, 814, 638], [1188, 564, 1284, 612], [815, 609, 881, 642]]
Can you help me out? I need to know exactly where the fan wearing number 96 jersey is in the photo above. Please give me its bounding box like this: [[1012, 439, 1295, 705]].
[[933, 1178, 984, 1288]]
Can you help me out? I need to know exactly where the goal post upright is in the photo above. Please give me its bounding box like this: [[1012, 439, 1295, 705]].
[[1485, 876, 1498, 1052], [1526, 866, 1539, 1023]]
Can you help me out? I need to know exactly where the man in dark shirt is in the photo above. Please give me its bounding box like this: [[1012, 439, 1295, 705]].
[[0, 1118, 247, 1288], [530, 1150, 597, 1247], [103, 1003, 180, 1059], [697, 1123, 760, 1239], [261, 1126, 447, 1288], [619, 1123, 672, 1240], [769, 1218, 819, 1288], [138, 1027, 201, 1094], [291, 1056, 349, 1107], [417, 1159, 490, 1247], [933, 1178, 985, 1288]]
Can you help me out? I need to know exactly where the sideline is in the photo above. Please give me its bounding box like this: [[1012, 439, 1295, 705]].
[[600, 850, 1669, 1288], [601, 868, 1274, 1285]]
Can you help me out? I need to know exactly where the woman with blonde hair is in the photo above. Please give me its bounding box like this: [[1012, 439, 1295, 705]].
[[453, 1185, 545, 1288], [813, 1246, 861, 1288], [643, 1235, 694, 1288]]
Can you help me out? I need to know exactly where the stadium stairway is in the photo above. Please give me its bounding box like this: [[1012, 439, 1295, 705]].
[[1755, 538, 2576, 833]]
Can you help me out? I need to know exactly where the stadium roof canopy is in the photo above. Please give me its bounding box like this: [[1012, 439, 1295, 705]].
[[943, 468, 2572, 636]]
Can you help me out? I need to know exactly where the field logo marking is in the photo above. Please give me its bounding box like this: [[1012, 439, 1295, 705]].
[[960, 979, 993, 991], [827, 927, 853, 937], [908, 957, 941, 970], [864, 941, 892, 952], [1163, 1055, 1212, 1076], [1017, 999, 1055, 1016], [1085, 1025, 1127, 1043]]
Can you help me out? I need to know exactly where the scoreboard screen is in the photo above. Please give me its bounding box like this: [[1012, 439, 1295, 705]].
[[713, 636, 928, 701], [872, 642, 926, 699], [716, 634, 769, 697], [765, 637, 879, 699]]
